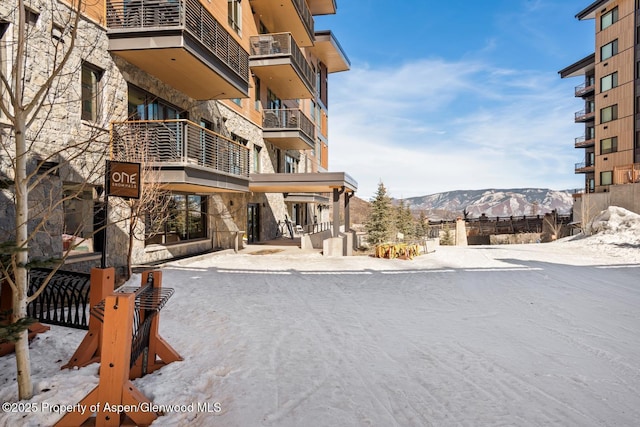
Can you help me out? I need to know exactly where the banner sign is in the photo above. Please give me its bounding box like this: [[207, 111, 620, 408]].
[[106, 160, 141, 199]]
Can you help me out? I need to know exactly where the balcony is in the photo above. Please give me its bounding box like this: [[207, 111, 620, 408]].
[[110, 120, 250, 193], [262, 109, 315, 150], [307, 0, 337, 15], [106, 0, 249, 100], [574, 161, 595, 174], [250, 33, 316, 99], [249, 0, 314, 47], [308, 30, 350, 73], [575, 81, 595, 97], [574, 135, 595, 148], [574, 109, 595, 123]]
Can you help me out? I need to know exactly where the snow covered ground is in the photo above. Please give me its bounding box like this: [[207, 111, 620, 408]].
[[1, 207, 640, 426]]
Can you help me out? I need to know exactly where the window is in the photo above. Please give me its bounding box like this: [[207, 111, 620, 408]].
[[63, 187, 97, 253], [586, 127, 595, 140], [600, 104, 618, 123], [253, 145, 261, 173], [588, 178, 595, 192], [81, 63, 103, 122], [128, 85, 187, 120], [254, 77, 261, 111], [228, 0, 242, 35], [52, 23, 64, 42], [145, 194, 207, 245], [600, 171, 613, 186], [601, 7, 618, 30], [600, 72, 618, 92], [600, 137, 618, 154], [601, 39, 618, 60], [285, 154, 298, 173]]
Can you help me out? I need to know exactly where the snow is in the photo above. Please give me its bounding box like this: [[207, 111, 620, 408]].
[[1, 206, 640, 426]]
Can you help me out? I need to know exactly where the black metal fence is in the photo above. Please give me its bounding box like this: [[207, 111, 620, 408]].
[[27, 269, 92, 330]]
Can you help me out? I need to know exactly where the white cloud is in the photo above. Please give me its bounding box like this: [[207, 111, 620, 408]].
[[327, 59, 582, 200]]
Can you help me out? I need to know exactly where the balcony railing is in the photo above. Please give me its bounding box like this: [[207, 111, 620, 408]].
[[110, 120, 250, 177], [574, 135, 595, 148], [292, 0, 314, 38], [250, 32, 316, 94], [574, 109, 595, 122], [262, 108, 315, 140], [106, 0, 249, 84], [575, 82, 595, 97], [574, 161, 595, 173]]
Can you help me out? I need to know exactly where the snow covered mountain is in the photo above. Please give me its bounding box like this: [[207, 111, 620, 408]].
[[400, 188, 574, 220]]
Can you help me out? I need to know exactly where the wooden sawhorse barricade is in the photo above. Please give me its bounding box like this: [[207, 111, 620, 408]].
[[56, 270, 182, 426]]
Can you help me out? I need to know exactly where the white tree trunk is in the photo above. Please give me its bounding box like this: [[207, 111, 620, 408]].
[[14, 113, 33, 400]]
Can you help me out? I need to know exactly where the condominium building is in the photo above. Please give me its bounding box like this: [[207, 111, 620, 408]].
[[0, 0, 357, 275], [559, 0, 640, 194]]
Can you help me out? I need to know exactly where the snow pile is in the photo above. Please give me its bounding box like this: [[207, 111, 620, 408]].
[[566, 206, 640, 263]]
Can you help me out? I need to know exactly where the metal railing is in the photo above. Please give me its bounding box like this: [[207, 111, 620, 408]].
[[574, 109, 595, 121], [106, 0, 249, 84], [574, 135, 595, 148], [292, 0, 314, 40], [262, 108, 315, 141], [27, 269, 92, 330], [575, 81, 595, 97], [250, 32, 316, 93], [574, 161, 594, 172], [111, 119, 250, 177]]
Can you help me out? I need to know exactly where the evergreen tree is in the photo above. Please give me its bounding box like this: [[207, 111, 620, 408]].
[[415, 210, 429, 240], [365, 182, 393, 245], [395, 199, 415, 241]]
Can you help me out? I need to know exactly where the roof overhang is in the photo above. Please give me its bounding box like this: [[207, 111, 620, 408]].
[[283, 193, 330, 203], [558, 53, 595, 78], [249, 172, 357, 193], [154, 163, 250, 193], [310, 30, 350, 73], [576, 0, 612, 20]]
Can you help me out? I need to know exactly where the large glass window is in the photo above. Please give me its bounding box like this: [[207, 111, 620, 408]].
[[128, 85, 187, 120], [81, 63, 103, 121], [601, 7, 618, 30], [228, 0, 242, 35], [600, 171, 613, 186], [145, 193, 207, 245], [63, 187, 96, 253], [600, 104, 618, 123], [601, 39, 618, 60], [600, 137, 618, 154], [600, 72, 618, 92], [285, 154, 298, 173]]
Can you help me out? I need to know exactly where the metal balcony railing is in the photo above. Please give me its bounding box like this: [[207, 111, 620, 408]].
[[574, 109, 595, 122], [575, 81, 595, 97], [574, 135, 595, 148], [262, 109, 315, 140], [110, 120, 250, 177], [106, 0, 249, 84], [574, 161, 594, 172], [292, 0, 314, 39], [250, 32, 316, 93]]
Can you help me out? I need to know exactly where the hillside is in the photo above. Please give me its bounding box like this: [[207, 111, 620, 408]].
[[401, 188, 573, 220]]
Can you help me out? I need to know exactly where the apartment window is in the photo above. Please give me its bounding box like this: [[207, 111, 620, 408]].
[[228, 0, 242, 35], [128, 85, 187, 120], [253, 145, 261, 173], [601, 7, 618, 30], [586, 127, 595, 140], [145, 194, 207, 245], [600, 104, 618, 123], [601, 39, 618, 60], [588, 178, 595, 192], [600, 137, 618, 154], [600, 171, 613, 186], [254, 77, 261, 111], [81, 63, 103, 122], [52, 23, 64, 42], [600, 72, 618, 92], [231, 98, 242, 106], [285, 154, 298, 173]]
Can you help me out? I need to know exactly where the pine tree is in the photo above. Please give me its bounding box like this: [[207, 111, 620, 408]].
[[365, 182, 393, 245], [415, 210, 429, 240], [395, 199, 415, 241]]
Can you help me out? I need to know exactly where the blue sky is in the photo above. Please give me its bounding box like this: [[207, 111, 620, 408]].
[[315, 0, 596, 200]]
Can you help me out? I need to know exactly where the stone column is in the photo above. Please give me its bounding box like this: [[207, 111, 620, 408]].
[[455, 217, 468, 246]]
